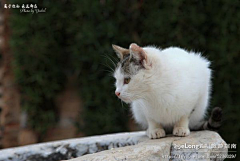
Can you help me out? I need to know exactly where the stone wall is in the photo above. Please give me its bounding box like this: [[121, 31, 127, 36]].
[[0, 131, 228, 161], [43, 75, 84, 142], [0, 0, 21, 148], [0, 0, 4, 149]]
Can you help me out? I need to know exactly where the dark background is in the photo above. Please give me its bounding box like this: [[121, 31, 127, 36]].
[[3, 0, 240, 160]]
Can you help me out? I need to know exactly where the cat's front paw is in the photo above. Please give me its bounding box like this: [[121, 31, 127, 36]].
[[146, 128, 166, 139], [173, 127, 190, 137]]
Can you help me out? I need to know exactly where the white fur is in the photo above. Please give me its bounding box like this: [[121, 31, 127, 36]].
[[114, 46, 211, 138]]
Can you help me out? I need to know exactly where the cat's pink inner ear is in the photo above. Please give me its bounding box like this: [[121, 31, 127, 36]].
[[130, 43, 151, 69], [129, 43, 140, 52], [130, 43, 147, 61]]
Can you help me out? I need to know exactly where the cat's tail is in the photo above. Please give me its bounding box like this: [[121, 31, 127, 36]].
[[202, 107, 223, 131]]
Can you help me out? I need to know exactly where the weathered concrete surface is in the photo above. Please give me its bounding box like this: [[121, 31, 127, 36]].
[[0, 131, 227, 161], [68, 131, 228, 161], [0, 131, 148, 161]]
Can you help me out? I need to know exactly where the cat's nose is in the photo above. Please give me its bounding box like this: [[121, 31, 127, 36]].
[[115, 92, 120, 97]]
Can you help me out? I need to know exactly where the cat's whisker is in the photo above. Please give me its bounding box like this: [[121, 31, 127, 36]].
[[101, 62, 115, 73], [105, 64, 115, 72], [100, 69, 114, 75], [100, 56, 115, 72], [107, 56, 117, 68], [102, 54, 117, 68], [107, 53, 118, 62]]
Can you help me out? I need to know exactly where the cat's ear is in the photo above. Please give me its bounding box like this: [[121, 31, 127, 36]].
[[130, 43, 151, 69], [112, 44, 129, 60]]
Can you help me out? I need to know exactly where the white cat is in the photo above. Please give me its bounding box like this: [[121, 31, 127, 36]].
[[112, 43, 222, 139]]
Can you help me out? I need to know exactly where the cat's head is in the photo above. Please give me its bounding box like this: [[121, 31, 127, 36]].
[[112, 43, 152, 103]]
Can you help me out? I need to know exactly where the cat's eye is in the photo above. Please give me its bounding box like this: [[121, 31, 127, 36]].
[[124, 78, 131, 84]]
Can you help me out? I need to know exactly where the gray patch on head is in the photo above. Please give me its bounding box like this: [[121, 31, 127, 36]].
[[119, 54, 143, 76]]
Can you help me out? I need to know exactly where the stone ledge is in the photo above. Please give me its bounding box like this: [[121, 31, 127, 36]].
[[0, 131, 227, 161], [68, 131, 228, 161], [0, 131, 147, 161]]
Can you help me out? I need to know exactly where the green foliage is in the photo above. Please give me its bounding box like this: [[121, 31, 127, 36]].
[[10, 0, 240, 159], [66, 0, 139, 135]]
